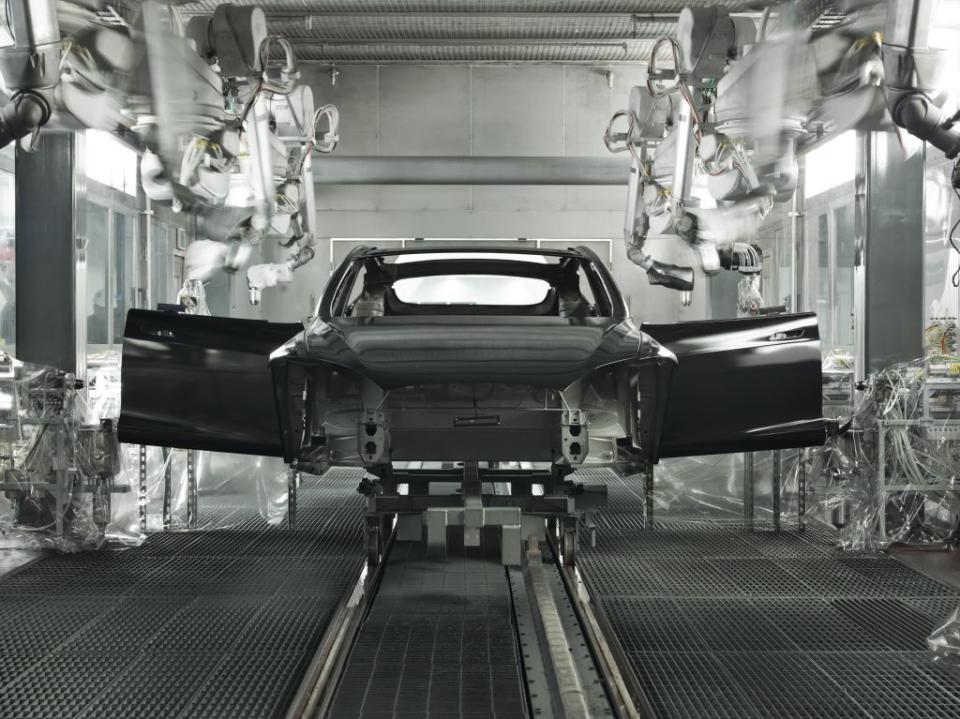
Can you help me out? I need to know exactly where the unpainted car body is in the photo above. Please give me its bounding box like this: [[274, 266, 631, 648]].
[[118, 245, 825, 473]]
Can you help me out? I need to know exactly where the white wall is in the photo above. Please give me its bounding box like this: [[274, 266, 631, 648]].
[[260, 63, 710, 324]]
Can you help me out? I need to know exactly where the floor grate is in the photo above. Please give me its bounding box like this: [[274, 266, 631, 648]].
[[579, 471, 960, 719], [0, 469, 365, 719]]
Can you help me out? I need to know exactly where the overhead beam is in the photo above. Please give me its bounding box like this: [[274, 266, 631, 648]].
[[288, 39, 649, 47], [311, 156, 630, 185]]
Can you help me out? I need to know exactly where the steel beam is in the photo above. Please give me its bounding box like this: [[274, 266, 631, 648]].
[[311, 156, 630, 185]]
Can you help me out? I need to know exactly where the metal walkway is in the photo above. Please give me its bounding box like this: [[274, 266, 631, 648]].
[[577, 469, 960, 719], [0, 468, 365, 719], [327, 538, 527, 719]]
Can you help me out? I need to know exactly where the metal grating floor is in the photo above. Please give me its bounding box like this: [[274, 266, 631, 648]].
[[328, 538, 527, 719], [0, 467, 365, 719], [576, 469, 960, 719]]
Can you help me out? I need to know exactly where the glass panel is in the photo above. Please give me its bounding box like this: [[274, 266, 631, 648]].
[[776, 230, 792, 311], [805, 131, 856, 198], [834, 204, 856, 348], [0, 168, 15, 351], [113, 213, 137, 343], [205, 270, 231, 317], [0, 10, 14, 48], [173, 255, 185, 295], [393, 276, 551, 305], [86, 204, 110, 345], [150, 220, 171, 307], [85, 131, 138, 195]]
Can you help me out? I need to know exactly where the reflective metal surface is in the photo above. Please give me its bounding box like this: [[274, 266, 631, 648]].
[[119, 249, 825, 464], [645, 312, 826, 457], [118, 309, 301, 455]]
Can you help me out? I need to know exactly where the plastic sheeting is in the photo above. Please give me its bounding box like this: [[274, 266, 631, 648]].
[[0, 344, 292, 550], [648, 354, 960, 552], [0, 353, 137, 550]]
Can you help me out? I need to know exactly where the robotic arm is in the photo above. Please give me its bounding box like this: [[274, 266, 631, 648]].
[[882, 0, 960, 159], [0, 0, 61, 148], [0, 0, 337, 305]]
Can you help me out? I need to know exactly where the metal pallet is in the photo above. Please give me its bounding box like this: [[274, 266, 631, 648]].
[[0, 468, 366, 719], [577, 470, 960, 719]]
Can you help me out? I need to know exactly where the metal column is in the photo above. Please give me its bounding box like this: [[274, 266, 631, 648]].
[[288, 468, 299, 529], [186, 450, 198, 528], [15, 133, 86, 376], [138, 444, 148, 532], [743, 452, 754, 530], [790, 155, 806, 313], [772, 450, 782, 533], [853, 131, 925, 383]]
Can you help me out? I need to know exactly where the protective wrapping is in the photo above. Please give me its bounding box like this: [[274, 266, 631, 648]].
[[0, 352, 139, 550], [0, 340, 292, 550], [131, 446, 292, 533], [648, 353, 960, 552], [807, 357, 960, 550], [929, 605, 960, 662]]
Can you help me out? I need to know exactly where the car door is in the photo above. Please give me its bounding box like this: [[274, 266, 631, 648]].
[[643, 312, 825, 458], [118, 309, 301, 456]]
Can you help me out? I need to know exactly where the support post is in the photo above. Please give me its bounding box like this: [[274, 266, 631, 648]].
[[798, 449, 807, 531], [162, 447, 172, 529], [287, 467, 299, 529], [790, 155, 805, 313], [462, 461, 483, 548], [853, 131, 924, 383], [743, 452, 754, 530], [186, 450, 198, 529], [138, 444, 148, 532], [772, 450, 782, 533], [15, 133, 86, 377], [644, 463, 655, 529]]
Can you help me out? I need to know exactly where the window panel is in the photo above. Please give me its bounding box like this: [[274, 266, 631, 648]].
[[86, 204, 110, 345], [834, 204, 856, 348], [150, 220, 171, 307], [113, 213, 138, 343], [85, 131, 138, 195], [205, 270, 231, 317]]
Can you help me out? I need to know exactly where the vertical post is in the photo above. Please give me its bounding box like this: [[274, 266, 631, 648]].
[[772, 450, 782, 533], [877, 422, 887, 541], [15, 133, 87, 378], [798, 449, 807, 531], [644, 463, 654, 529], [854, 131, 925, 383], [138, 444, 148, 532], [790, 155, 805, 313], [186, 450, 197, 529], [162, 447, 172, 529], [743, 452, 754, 530], [287, 467, 299, 529], [462, 460, 483, 548]]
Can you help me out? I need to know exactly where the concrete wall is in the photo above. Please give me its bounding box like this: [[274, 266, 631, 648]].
[[260, 64, 711, 325]]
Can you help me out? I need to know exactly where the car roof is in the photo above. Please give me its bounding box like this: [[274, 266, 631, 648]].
[[353, 243, 589, 259]]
